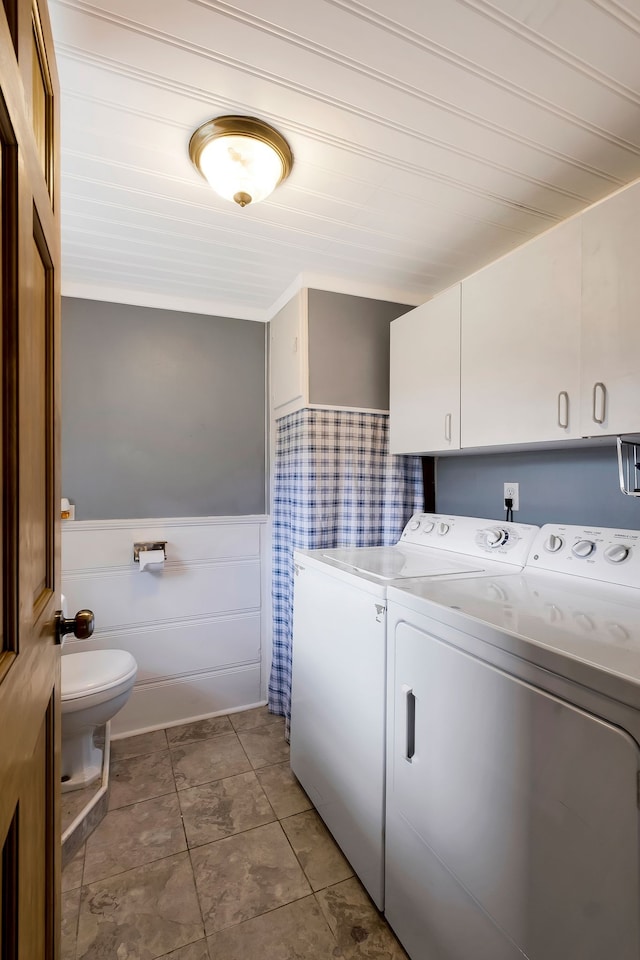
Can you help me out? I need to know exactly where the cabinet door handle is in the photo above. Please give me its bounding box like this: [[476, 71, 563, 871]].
[[592, 382, 607, 425], [444, 413, 452, 442], [402, 685, 416, 762], [557, 391, 569, 429]]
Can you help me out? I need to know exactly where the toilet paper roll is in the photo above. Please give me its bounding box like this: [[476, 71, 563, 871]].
[[138, 549, 165, 572]]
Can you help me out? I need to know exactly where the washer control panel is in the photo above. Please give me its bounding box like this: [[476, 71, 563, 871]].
[[400, 514, 539, 566], [527, 524, 640, 588]]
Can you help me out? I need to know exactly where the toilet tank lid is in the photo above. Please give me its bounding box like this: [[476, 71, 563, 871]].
[[61, 650, 138, 700]]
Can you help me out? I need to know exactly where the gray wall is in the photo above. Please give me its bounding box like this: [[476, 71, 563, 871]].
[[62, 298, 266, 519], [436, 444, 640, 529], [307, 290, 410, 409]]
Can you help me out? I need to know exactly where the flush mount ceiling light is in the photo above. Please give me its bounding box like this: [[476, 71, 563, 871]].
[[189, 115, 293, 208]]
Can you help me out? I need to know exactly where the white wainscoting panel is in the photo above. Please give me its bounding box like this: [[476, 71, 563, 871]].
[[62, 515, 269, 736]]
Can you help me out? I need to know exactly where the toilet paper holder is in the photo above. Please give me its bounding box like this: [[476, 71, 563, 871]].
[[133, 541, 167, 563]]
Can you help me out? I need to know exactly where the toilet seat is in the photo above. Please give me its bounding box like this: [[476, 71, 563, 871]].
[[62, 650, 137, 701]]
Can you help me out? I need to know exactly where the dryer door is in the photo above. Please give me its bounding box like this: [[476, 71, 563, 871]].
[[386, 616, 640, 960]]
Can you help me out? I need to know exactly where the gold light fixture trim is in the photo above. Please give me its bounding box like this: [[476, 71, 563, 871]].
[[189, 115, 293, 207]]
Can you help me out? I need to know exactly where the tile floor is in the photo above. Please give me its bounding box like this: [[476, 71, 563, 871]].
[[62, 705, 408, 960]]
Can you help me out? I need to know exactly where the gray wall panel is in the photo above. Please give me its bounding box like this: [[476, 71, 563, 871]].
[[436, 445, 640, 529], [307, 290, 410, 410], [62, 298, 266, 519]]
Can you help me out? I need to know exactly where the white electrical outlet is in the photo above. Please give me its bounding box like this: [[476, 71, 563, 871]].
[[503, 482, 519, 511]]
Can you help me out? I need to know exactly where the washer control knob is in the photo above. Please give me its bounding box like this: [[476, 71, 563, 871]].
[[421, 521, 435, 534], [484, 527, 508, 548], [572, 539, 595, 558], [437, 522, 450, 536], [604, 544, 630, 564], [408, 519, 421, 532], [544, 534, 564, 553]]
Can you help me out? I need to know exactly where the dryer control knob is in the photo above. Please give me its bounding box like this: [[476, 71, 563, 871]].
[[484, 527, 508, 548], [572, 539, 595, 558], [544, 534, 563, 553], [408, 519, 421, 531], [604, 544, 630, 563], [437, 522, 450, 536], [421, 521, 435, 534]]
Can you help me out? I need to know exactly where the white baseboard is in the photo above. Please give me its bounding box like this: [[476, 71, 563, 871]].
[[111, 664, 262, 737]]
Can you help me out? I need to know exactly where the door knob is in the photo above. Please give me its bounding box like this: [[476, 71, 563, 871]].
[[55, 609, 95, 644]]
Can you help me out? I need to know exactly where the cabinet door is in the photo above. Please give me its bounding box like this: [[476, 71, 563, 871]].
[[581, 181, 640, 436], [389, 285, 461, 454], [270, 288, 306, 414], [461, 219, 581, 447]]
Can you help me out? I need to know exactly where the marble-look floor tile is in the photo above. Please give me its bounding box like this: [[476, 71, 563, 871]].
[[62, 886, 81, 960], [77, 852, 203, 960], [170, 734, 250, 790], [317, 878, 408, 960], [191, 821, 311, 935], [282, 809, 353, 891], [256, 762, 312, 819], [229, 706, 283, 733], [158, 940, 210, 959], [111, 729, 168, 761], [166, 716, 233, 746], [109, 750, 175, 810], [207, 895, 338, 960], [178, 771, 275, 847], [84, 793, 186, 883], [237, 722, 289, 769], [62, 843, 85, 892]]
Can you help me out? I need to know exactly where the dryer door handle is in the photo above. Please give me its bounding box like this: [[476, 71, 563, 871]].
[[402, 685, 416, 762]]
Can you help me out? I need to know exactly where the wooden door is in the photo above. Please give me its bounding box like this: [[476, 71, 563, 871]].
[[0, 0, 61, 957]]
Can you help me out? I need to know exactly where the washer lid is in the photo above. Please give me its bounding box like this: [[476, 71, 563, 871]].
[[321, 545, 485, 580], [61, 650, 137, 701]]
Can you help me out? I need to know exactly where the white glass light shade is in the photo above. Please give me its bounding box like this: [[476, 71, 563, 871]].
[[199, 134, 284, 206], [190, 116, 293, 208]]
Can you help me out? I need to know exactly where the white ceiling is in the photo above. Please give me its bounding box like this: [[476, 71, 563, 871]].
[[50, 0, 640, 322]]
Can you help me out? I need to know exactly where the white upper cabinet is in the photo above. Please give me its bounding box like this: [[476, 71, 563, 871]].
[[580, 181, 640, 437], [461, 218, 582, 447], [389, 285, 461, 454]]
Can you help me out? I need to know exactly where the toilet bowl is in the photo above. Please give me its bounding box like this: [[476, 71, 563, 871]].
[[61, 650, 137, 792]]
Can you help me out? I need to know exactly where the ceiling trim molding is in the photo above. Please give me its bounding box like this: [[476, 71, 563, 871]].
[[61, 274, 426, 324], [61, 281, 268, 322], [263, 272, 423, 322]]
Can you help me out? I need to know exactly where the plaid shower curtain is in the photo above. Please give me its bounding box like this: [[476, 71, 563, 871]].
[[268, 408, 424, 728]]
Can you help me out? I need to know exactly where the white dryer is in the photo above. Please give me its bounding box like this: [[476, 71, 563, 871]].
[[290, 513, 539, 908], [385, 523, 640, 960]]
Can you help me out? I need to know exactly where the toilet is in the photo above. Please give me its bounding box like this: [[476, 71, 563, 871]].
[[61, 650, 137, 792]]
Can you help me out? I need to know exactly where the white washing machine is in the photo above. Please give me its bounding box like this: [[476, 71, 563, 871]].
[[290, 513, 540, 908], [385, 522, 640, 960]]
